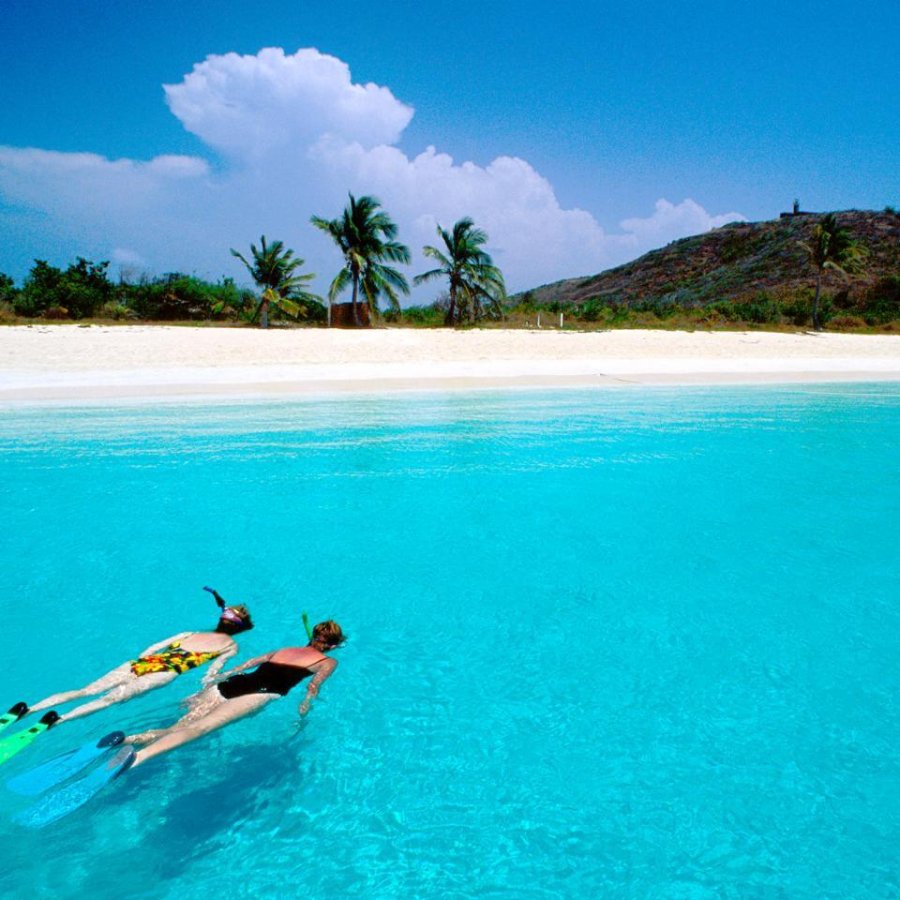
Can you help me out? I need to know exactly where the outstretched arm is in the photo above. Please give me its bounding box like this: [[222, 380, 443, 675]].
[[214, 652, 274, 682], [298, 659, 338, 716], [201, 645, 238, 686], [136, 632, 190, 657]]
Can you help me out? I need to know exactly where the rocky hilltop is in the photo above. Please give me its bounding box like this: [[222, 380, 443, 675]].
[[520, 209, 900, 310]]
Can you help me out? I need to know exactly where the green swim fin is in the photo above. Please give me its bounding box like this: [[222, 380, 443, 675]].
[[0, 703, 29, 735], [0, 711, 60, 767]]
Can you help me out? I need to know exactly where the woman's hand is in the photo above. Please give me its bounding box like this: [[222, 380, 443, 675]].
[[298, 700, 311, 717]]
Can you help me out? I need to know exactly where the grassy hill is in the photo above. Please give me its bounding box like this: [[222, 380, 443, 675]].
[[514, 209, 900, 330]]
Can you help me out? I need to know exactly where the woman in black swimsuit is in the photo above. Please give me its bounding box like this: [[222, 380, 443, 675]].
[[127, 620, 345, 768]]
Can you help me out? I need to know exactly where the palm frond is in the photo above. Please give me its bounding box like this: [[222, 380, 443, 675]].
[[415, 217, 505, 324], [328, 267, 353, 302], [413, 267, 448, 286], [313, 195, 410, 320]]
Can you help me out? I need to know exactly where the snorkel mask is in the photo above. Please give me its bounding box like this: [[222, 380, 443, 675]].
[[204, 586, 254, 632], [220, 606, 252, 628]]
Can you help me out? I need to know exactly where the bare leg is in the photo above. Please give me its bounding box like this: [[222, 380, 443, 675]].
[[129, 684, 224, 744], [59, 671, 177, 722], [130, 693, 277, 768], [29, 663, 134, 712]]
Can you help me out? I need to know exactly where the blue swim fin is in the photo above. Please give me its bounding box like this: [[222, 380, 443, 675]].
[[0, 703, 29, 735], [7, 731, 126, 796], [15, 744, 136, 829]]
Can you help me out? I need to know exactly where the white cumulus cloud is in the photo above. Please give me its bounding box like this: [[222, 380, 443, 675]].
[[619, 198, 744, 248], [164, 47, 414, 162], [0, 47, 745, 298]]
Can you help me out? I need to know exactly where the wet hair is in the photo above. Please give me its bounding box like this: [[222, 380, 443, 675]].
[[216, 604, 254, 635], [311, 620, 345, 650]]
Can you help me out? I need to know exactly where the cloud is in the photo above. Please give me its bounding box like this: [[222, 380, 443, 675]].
[[0, 47, 744, 297], [0, 148, 209, 217], [309, 139, 610, 288], [164, 47, 414, 162], [619, 198, 745, 248]]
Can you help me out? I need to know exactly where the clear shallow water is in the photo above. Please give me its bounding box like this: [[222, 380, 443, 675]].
[[1, 385, 898, 898]]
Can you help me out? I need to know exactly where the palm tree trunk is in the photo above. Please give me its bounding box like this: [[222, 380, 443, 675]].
[[446, 284, 457, 327], [351, 270, 360, 327], [260, 297, 269, 329], [812, 270, 822, 331]]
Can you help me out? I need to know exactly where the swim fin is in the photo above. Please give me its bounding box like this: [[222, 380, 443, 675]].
[[16, 744, 136, 829], [0, 712, 60, 767], [0, 703, 29, 735], [7, 731, 126, 796]]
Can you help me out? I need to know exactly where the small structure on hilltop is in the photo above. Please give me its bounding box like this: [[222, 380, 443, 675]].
[[780, 199, 817, 219]]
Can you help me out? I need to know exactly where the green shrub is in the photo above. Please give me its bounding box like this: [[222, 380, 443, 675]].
[[98, 301, 138, 321], [781, 297, 812, 327], [862, 276, 900, 324], [398, 304, 445, 326], [124, 274, 256, 321], [741, 293, 781, 324], [16, 258, 113, 318], [708, 300, 741, 321], [0, 273, 17, 308], [578, 298, 605, 322]]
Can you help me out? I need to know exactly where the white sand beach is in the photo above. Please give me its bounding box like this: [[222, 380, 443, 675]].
[[1, 325, 898, 403]]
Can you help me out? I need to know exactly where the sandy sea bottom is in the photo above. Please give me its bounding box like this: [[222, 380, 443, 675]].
[[1, 384, 898, 898]]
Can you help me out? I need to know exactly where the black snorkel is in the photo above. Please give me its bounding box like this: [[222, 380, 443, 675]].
[[204, 586, 253, 633], [203, 585, 227, 610]]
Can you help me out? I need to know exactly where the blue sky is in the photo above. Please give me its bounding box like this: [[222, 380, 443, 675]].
[[1, 0, 897, 296]]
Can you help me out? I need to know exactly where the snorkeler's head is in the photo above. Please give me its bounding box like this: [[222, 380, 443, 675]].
[[310, 620, 345, 650], [205, 585, 253, 635], [216, 604, 254, 635]]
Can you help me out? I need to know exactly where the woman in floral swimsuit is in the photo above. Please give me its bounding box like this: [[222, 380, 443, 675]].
[[26, 587, 253, 723]]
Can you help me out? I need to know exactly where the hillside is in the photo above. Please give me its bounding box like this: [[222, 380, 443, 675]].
[[519, 210, 900, 311]]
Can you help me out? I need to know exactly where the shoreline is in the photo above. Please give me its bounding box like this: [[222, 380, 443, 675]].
[[1, 325, 898, 404]]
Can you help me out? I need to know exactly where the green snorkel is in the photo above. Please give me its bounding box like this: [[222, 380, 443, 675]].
[[302, 611, 313, 642]]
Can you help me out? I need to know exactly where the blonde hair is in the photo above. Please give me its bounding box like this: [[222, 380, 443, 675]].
[[311, 620, 345, 649]]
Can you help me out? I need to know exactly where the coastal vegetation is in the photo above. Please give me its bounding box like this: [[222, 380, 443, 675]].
[[230, 236, 322, 328], [413, 218, 506, 325], [0, 260, 326, 325], [510, 209, 899, 332], [311, 194, 411, 326], [1, 209, 898, 332], [798, 214, 866, 330]]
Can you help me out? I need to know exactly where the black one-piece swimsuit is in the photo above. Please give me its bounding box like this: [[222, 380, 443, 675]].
[[217, 660, 323, 699]]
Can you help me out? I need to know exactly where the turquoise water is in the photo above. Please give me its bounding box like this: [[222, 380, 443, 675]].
[[1, 385, 898, 898]]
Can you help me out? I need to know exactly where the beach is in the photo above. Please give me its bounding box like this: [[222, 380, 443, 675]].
[[1, 324, 898, 403]]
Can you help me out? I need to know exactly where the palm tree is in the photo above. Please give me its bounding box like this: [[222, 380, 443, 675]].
[[799, 214, 866, 331], [413, 218, 506, 326], [311, 195, 410, 326], [230, 236, 320, 328]]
